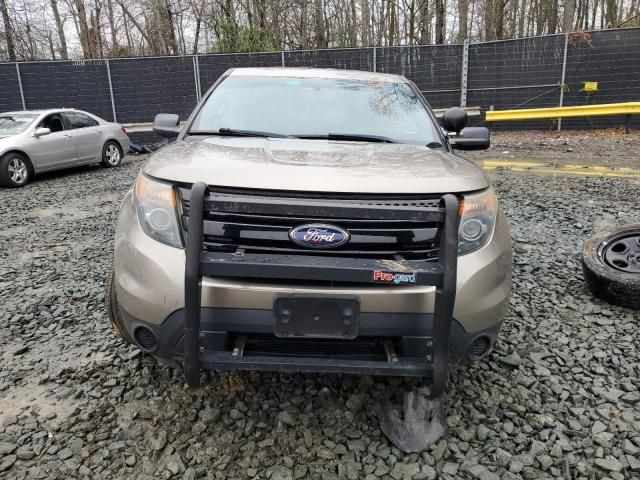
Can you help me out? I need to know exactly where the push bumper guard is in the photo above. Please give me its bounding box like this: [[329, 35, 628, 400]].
[[183, 182, 460, 397]]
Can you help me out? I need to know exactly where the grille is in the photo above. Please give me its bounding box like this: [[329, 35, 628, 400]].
[[179, 187, 443, 260]]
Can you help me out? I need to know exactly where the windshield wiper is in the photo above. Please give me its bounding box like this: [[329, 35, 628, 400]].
[[189, 128, 290, 138], [296, 133, 399, 143]]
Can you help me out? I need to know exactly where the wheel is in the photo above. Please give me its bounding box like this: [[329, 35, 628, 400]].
[[582, 225, 640, 310], [0, 152, 31, 187], [101, 141, 123, 167], [105, 268, 133, 342]]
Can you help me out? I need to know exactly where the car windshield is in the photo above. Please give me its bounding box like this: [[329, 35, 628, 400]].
[[0, 113, 38, 135], [189, 75, 442, 145]]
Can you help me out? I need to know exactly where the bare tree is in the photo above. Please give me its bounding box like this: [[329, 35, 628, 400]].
[[0, 0, 16, 59]]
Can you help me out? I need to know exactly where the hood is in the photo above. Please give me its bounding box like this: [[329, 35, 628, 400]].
[[143, 137, 489, 194]]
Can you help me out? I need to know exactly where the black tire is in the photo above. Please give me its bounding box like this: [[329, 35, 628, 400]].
[[105, 268, 133, 343], [101, 141, 123, 168], [582, 225, 640, 310], [0, 152, 31, 187]]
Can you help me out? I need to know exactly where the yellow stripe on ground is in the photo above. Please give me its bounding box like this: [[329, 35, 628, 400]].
[[480, 160, 640, 178]]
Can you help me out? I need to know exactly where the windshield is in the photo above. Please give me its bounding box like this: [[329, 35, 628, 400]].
[[190, 75, 442, 145], [0, 113, 38, 135]]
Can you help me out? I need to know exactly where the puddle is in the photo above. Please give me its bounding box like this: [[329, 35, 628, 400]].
[[478, 159, 640, 178]]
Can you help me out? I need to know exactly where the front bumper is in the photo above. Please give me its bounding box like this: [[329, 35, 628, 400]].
[[119, 306, 500, 376], [113, 185, 511, 394]]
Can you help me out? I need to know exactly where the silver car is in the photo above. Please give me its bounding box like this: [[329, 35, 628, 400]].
[[0, 108, 130, 187]]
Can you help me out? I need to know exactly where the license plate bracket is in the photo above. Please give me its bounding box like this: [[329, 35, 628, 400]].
[[273, 294, 360, 339]]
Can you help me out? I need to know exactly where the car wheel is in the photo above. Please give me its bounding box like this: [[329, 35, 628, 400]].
[[101, 141, 123, 167], [105, 268, 133, 343], [0, 153, 31, 187], [582, 224, 640, 310]]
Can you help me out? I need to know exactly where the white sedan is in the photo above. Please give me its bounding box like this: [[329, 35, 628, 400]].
[[0, 108, 130, 187]]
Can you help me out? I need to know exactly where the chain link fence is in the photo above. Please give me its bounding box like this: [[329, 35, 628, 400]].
[[1, 27, 638, 131]]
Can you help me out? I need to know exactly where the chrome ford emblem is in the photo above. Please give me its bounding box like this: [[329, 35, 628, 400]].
[[289, 224, 350, 249]]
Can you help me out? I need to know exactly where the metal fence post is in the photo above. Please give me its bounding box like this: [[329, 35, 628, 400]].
[[557, 32, 569, 131], [460, 39, 469, 108], [372, 46, 377, 72], [105, 59, 117, 123], [193, 55, 201, 100], [15, 63, 26, 110], [281, 50, 285, 67]]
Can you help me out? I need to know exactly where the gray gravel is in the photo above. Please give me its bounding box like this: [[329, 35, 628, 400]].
[[0, 156, 639, 480]]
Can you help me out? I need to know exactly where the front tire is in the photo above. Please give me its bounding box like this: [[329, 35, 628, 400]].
[[101, 141, 123, 168], [0, 153, 31, 187]]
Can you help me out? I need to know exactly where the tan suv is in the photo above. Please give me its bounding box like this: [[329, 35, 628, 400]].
[[107, 68, 512, 398]]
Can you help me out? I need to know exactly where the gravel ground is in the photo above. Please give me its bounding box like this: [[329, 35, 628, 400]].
[[467, 130, 640, 169], [1, 134, 639, 480]]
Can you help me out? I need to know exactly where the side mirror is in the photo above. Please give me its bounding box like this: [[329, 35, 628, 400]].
[[449, 127, 491, 150], [153, 113, 181, 139], [441, 107, 468, 133], [33, 127, 51, 137]]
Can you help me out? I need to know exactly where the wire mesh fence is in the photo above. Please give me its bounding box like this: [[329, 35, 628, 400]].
[[1, 27, 638, 130]]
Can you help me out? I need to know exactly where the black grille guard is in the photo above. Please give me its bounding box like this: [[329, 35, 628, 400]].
[[183, 182, 460, 397]]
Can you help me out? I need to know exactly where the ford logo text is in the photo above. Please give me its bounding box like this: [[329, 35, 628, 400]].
[[289, 224, 350, 249]]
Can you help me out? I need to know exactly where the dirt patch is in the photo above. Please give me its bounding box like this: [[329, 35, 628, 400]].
[[464, 129, 640, 169]]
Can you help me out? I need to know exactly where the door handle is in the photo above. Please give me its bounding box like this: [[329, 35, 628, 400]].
[[94, 130, 102, 134], [63, 134, 72, 139]]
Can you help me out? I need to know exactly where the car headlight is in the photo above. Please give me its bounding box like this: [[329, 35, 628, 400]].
[[134, 174, 183, 248], [458, 188, 498, 254]]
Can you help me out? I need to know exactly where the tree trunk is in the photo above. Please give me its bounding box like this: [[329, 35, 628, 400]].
[[518, 0, 526, 36], [435, 0, 445, 43], [50, 0, 68, 59], [563, 0, 575, 31], [106, 0, 117, 53], [0, 0, 16, 60], [604, 0, 618, 26], [457, 0, 468, 41], [419, 0, 431, 44], [193, 16, 201, 53], [361, 0, 370, 46], [74, 0, 94, 57], [314, 0, 327, 47]]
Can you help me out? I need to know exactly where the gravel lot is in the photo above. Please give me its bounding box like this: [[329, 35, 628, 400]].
[[1, 133, 639, 480]]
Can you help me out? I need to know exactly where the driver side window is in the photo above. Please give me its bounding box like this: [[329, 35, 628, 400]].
[[38, 114, 65, 133]]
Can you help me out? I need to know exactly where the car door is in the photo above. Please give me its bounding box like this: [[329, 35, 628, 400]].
[[29, 113, 77, 170], [62, 111, 102, 163]]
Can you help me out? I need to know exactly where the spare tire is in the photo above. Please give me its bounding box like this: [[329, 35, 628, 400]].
[[582, 225, 640, 310]]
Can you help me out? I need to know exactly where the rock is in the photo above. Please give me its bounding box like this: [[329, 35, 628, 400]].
[[346, 394, 365, 413], [495, 448, 512, 467], [278, 411, 297, 427], [183, 468, 197, 480], [500, 351, 522, 367], [150, 430, 168, 451], [593, 432, 614, 448], [592, 420, 608, 434], [0, 455, 17, 472], [16, 446, 35, 460], [1, 415, 18, 427], [268, 465, 293, 480], [57, 448, 73, 460], [593, 387, 624, 403], [0, 442, 17, 455], [166, 461, 181, 475], [443, 463, 459, 475], [594, 457, 623, 472]]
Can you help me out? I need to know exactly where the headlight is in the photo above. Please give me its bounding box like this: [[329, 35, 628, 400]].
[[458, 188, 498, 254], [134, 174, 183, 248]]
